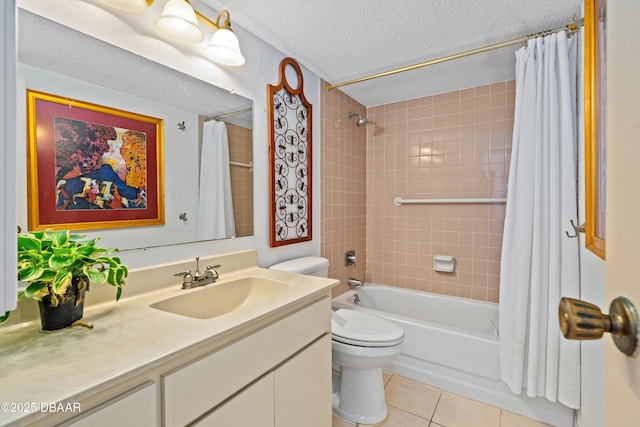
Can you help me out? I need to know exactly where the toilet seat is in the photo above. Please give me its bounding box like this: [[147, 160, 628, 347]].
[[331, 309, 404, 347]]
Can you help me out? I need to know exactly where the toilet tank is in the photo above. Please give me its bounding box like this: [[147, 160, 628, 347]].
[[269, 256, 329, 278]]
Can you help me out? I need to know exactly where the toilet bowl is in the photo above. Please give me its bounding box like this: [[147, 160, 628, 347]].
[[331, 308, 403, 424], [269, 257, 404, 425]]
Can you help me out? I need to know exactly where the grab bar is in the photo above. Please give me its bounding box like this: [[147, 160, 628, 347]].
[[230, 161, 253, 171], [394, 197, 507, 206]]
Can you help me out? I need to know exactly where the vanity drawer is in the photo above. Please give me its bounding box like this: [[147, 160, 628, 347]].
[[193, 373, 275, 427], [64, 381, 156, 427], [162, 297, 330, 427]]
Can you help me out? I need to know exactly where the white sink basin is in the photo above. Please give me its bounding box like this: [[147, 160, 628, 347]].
[[150, 277, 293, 319]]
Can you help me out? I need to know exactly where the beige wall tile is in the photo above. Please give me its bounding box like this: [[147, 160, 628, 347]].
[[364, 82, 513, 302], [320, 80, 367, 297], [321, 81, 514, 303], [227, 123, 253, 237]]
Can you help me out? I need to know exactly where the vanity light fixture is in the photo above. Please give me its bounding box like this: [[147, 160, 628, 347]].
[[202, 10, 245, 66], [154, 0, 204, 44], [156, 0, 245, 66], [95, 0, 246, 66]]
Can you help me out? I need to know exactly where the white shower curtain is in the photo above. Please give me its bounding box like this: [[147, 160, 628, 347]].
[[499, 31, 580, 409], [197, 120, 236, 240]]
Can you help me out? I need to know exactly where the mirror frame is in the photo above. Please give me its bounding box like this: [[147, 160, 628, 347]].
[[584, 0, 606, 259]]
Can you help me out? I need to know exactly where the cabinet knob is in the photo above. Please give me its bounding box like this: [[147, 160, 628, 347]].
[[559, 296, 640, 357]]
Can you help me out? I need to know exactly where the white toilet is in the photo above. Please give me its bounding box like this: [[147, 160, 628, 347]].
[[269, 256, 404, 425]]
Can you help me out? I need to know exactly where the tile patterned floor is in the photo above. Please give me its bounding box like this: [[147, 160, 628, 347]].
[[332, 372, 554, 427]]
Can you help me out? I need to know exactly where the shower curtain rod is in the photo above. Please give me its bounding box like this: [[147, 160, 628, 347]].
[[207, 107, 253, 121], [325, 19, 583, 91]]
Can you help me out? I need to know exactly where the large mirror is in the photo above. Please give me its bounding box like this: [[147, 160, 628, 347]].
[[584, 0, 606, 259], [17, 9, 253, 250]]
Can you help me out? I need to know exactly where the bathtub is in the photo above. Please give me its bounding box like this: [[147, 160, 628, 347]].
[[332, 284, 574, 427]]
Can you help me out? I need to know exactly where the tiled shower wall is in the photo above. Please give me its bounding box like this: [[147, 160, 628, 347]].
[[366, 82, 515, 302], [320, 80, 367, 298], [227, 123, 254, 238], [320, 81, 514, 302]]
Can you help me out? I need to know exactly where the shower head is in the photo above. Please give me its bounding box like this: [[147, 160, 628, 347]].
[[348, 112, 369, 127]]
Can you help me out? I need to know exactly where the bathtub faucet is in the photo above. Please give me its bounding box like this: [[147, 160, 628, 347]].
[[347, 277, 364, 287]]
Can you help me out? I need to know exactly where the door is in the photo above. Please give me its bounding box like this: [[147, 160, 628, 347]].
[[604, 0, 640, 425]]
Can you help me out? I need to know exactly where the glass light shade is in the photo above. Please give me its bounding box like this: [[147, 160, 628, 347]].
[[96, 0, 149, 13], [154, 0, 204, 44], [204, 28, 246, 66]]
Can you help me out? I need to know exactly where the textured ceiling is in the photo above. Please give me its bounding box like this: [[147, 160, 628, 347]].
[[200, 0, 582, 106]]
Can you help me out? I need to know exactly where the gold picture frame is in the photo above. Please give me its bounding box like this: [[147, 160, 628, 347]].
[[27, 90, 165, 232], [584, 0, 606, 259]]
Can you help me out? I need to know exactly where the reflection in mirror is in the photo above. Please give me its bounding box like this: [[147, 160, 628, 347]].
[[584, 0, 606, 259], [17, 9, 253, 250], [197, 111, 254, 240]]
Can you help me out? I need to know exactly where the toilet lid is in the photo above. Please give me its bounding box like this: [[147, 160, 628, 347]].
[[331, 309, 404, 347]]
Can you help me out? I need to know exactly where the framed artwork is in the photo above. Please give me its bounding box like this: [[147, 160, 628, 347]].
[[584, 0, 606, 259], [268, 58, 312, 247], [26, 89, 164, 231]]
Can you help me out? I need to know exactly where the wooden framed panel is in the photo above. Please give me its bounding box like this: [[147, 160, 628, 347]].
[[267, 58, 312, 247]]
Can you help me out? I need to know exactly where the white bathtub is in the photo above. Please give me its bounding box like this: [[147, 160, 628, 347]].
[[332, 284, 574, 427]]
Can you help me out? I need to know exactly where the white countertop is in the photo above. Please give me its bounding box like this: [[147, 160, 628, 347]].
[[0, 257, 337, 426]]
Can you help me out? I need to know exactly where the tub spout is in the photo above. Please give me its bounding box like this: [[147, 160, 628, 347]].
[[347, 277, 364, 287]]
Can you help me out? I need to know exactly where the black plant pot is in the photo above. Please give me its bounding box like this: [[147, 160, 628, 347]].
[[38, 275, 88, 331]]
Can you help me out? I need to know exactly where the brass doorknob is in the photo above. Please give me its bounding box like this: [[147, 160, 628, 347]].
[[559, 296, 640, 357]]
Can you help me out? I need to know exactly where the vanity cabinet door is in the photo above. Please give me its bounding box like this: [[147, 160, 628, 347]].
[[163, 298, 330, 427], [65, 381, 156, 427], [194, 373, 275, 427], [275, 334, 332, 427]]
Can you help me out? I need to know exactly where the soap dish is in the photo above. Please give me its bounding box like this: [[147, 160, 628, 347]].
[[433, 255, 455, 273]]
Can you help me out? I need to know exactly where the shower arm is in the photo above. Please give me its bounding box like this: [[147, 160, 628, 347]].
[[347, 112, 368, 126]]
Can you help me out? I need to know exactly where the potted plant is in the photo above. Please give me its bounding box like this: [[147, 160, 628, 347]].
[[2, 229, 128, 330]]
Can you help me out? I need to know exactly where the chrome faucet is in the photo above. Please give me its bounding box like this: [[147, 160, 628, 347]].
[[174, 257, 221, 289], [347, 277, 364, 287]]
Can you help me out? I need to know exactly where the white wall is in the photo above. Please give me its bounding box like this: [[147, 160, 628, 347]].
[[16, 0, 322, 270], [575, 13, 606, 425], [603, 1, 640, 423], [577, 250, 605, 427], [16, 65, 201, 250], [1, 0, 17, 314]]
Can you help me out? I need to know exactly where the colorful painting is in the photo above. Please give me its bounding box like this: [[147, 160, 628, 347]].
[[27, 90, 164, 231]]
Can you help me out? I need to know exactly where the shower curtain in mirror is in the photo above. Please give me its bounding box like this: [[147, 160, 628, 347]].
[[499, 31, 580, 409], [197, 120, 236, 240]]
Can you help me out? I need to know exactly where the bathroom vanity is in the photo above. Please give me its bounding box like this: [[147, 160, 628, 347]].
[[0, 250, 336, 426]]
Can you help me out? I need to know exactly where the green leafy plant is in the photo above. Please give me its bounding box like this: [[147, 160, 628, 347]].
[[1, 229, 128, 323]]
